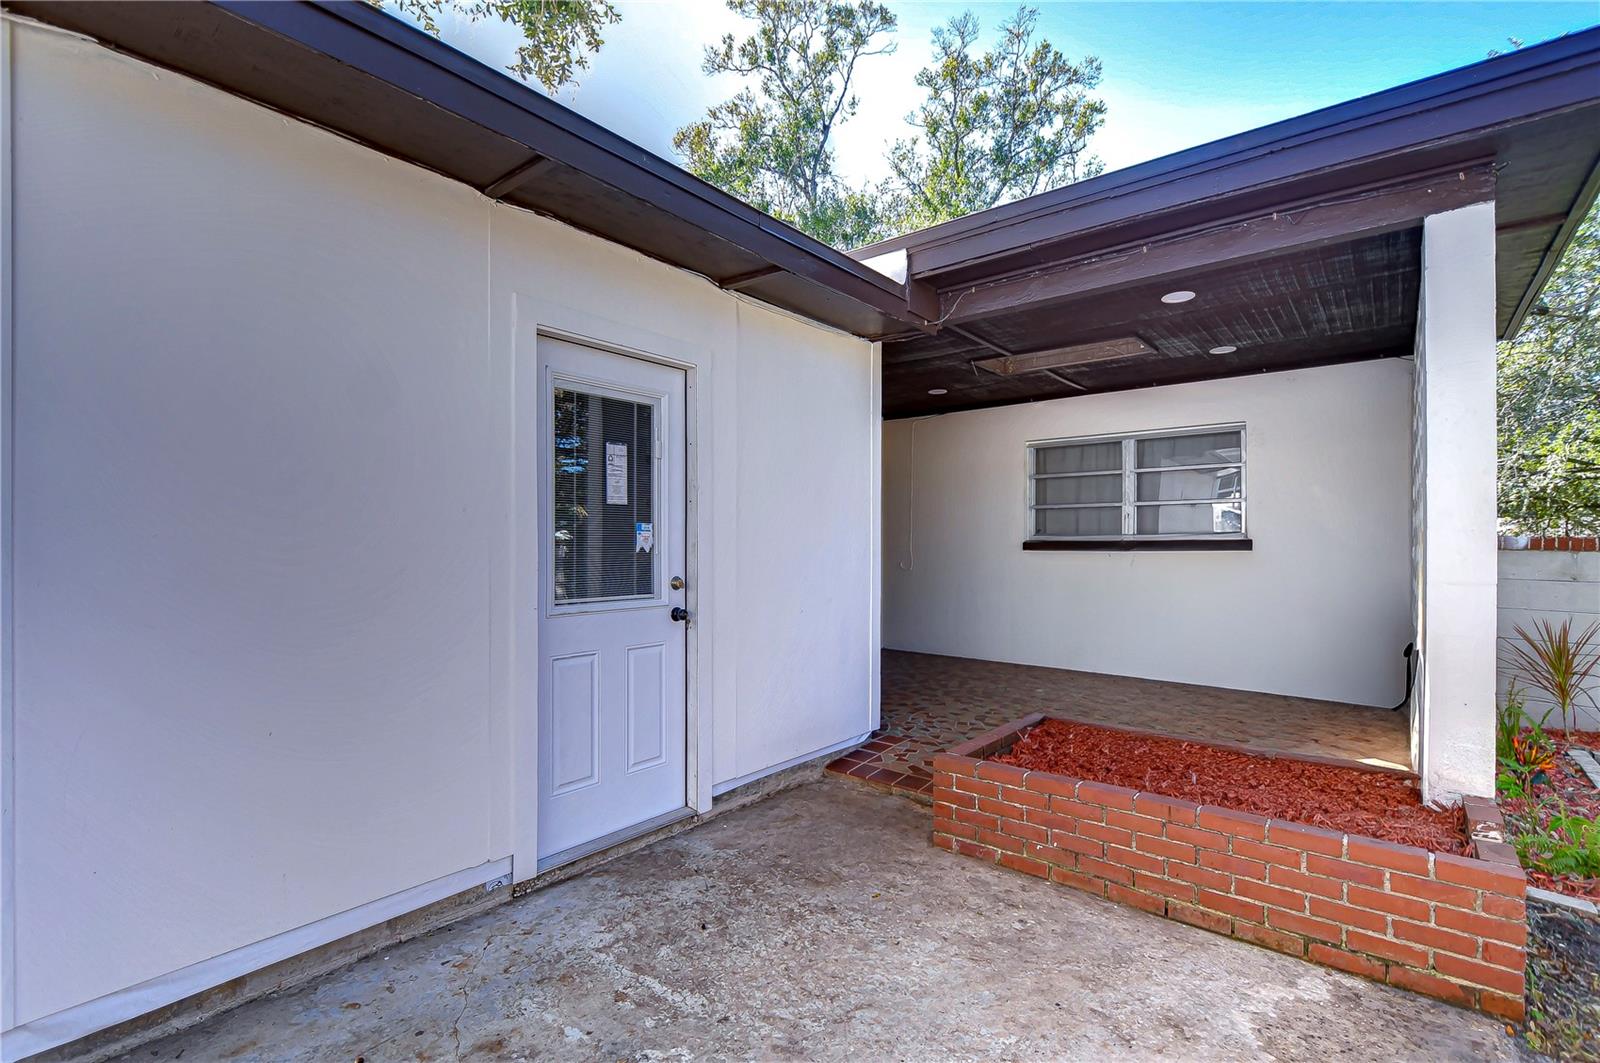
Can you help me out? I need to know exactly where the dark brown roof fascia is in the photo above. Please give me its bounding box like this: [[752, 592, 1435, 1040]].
[[940, 163, 1496, 325], [9, 0, 933, 336], [265, 1, 936, 330], [854, 26, 1600, 278]]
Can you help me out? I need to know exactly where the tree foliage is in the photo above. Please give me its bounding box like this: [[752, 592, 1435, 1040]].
[[1498, 206, 1600, 534], [889, 7, 1105, 230], [381, 0, 620, 92], [675, 1, 1106, 247], [673, 0, 898, 249]]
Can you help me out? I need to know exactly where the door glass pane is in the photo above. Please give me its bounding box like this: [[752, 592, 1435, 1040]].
[[1035, 474, 1123, 505], [1135, 502, 1243, 535], [1136, 467, 1242, 501], [1135, 431, 1242, 468], [1035, 441, 1121, 474], [553, 387, 656, 604], [1035, 506, 1121, 537]]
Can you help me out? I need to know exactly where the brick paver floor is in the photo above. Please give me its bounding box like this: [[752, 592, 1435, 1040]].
[[828, 650, 1412, 801]]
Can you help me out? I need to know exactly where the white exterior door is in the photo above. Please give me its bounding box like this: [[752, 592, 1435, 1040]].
[[536, 337, 689, 867]]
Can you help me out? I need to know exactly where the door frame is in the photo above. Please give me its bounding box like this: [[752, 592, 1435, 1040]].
[[510, 308, 708, 881]]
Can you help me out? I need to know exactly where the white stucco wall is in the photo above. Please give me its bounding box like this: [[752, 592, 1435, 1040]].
[[1497, 548, 1600, 731], [2, 21, 877, 1047], [883, 359, 1415, 707], [732, 306, 878, 778]]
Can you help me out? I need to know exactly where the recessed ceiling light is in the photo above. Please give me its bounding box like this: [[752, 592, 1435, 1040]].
[[1208, 345, 1238, 355], [928, 388, 948, 395], [1161, 290, 1196, 304]]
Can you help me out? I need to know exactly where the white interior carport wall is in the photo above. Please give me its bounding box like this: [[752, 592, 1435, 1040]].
[[1409, 202, 1499, 805], [882, 358, 1415, 709], [0, 20, 880, 1057]]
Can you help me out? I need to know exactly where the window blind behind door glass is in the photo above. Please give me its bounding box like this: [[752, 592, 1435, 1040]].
[[553, 387, 656, 603]]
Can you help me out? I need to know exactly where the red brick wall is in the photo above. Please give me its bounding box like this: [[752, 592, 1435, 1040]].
[[1500, 535, 1599, 551], [932, 749, 1527, 1020]]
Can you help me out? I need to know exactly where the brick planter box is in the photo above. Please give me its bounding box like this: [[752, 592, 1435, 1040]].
[[932, 714, 1528, 1019]]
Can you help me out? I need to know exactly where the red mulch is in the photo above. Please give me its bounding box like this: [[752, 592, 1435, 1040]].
[[994, 719, 1469, 855], [1564, 729, 1600, 752], [1499, 730, 1600, 901]]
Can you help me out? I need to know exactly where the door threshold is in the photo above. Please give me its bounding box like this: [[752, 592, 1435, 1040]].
[[536, 806, 695, 874]]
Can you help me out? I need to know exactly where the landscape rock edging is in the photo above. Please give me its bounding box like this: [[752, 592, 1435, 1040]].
[[1525, 885, 1600, 1060]]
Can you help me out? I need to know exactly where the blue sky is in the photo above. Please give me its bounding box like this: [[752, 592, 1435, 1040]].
[[416, 2, 1599, 184]]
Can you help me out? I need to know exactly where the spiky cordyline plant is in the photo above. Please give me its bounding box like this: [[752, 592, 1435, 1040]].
[[1506, 618, 1600, 735]]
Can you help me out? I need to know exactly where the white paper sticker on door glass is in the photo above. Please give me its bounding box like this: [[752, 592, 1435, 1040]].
[[604, 442, 629, 505]]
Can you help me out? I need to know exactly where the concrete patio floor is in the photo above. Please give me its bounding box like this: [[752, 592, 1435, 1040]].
[[117, 782, 1522, 1063]]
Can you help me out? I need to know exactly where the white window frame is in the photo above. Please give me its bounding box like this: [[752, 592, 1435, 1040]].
[[546, 372, 669, 614], [1025, 423, 1248, 542]]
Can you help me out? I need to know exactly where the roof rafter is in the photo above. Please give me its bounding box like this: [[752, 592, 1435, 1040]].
[[481, 154, 555, 200]]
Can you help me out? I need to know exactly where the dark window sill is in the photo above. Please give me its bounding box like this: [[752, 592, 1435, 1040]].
[[1023, 538, 1253, 552]]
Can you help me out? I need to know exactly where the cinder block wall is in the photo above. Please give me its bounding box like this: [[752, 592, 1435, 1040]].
[[1497, 539, 1600, 730]]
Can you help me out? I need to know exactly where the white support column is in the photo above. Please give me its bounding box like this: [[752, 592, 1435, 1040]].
[[868, 340, 882, 736], [1412, 201, 1498, 804]]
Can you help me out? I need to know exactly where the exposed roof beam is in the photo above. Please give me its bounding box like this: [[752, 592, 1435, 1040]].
[[887, 343, 1415, 420], [905, 279, 940, 323], [1043, 369, 1088, 392], [943, 324, 1013, 359], [1495, 212, 1569, 235], [481, 154, 554, 199], [943, 325, 1087, 392], [941, 164, 1495, 326], [719, 266, 785, 290]]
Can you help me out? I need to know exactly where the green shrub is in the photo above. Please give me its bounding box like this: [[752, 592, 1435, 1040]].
[[1495, 687, 1558, 799], [1495, 686, 1527, 762], [1513, 801, 1600, 879]]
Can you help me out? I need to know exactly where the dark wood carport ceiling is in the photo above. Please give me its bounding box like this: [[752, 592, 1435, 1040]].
[[866, 26, 1600, 418], [878, 176, 1460, 419], [887, 227, 1425, 416]]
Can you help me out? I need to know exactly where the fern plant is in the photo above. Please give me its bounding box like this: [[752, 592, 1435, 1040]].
[[1514, 801, 1600, 879]]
